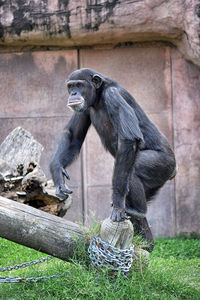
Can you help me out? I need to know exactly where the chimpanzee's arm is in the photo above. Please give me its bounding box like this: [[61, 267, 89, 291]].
[[105, 87, 144, 221], [50, 112, 91, 199]]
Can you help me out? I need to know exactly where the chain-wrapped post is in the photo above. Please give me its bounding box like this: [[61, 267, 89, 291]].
[[88, 218, 134, 276]]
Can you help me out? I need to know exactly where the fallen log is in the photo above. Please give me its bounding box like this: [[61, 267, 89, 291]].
[[0, 196, 87, 261]]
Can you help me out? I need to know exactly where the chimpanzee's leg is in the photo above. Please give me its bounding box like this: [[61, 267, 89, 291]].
[[134, 149, 176, 191], [125, 174, 158, 252], [126, 149, 176, 251]]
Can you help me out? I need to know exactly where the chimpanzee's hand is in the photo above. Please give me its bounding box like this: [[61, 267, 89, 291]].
[[55, 167, 73, 200], [110, 207, 129, 222]]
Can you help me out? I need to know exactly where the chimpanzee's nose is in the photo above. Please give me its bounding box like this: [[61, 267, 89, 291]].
[[71, 91, 77, 96]]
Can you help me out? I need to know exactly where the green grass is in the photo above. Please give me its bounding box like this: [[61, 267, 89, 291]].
[[0, 236, 200, 300]]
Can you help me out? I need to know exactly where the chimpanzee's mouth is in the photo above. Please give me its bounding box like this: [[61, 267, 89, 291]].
[[68, 99, 84, 107], [68, 100, 83, 106]]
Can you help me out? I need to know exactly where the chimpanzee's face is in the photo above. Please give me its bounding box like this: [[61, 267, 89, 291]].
[[66, 69, 103, 113], [67, 79, 94, 113]]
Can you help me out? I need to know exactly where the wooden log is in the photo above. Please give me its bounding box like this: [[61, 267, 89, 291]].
[[0, 196, 86, 261]]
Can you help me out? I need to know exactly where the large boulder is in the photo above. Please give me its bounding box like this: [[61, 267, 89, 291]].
[[0, 127, 43, 176]]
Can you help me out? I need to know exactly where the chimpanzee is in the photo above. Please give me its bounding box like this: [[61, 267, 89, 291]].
[[50, 68, 176, 250]]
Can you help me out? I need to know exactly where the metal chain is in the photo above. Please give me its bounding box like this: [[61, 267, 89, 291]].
[[88, 236, 134, 276], [0, 273, 66, 283], [1, 236, 134, 282], [0, 255, 67, 283], [0, 255, 52, 272]]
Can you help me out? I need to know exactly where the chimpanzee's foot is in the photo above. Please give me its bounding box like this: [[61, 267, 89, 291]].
[[130, 216, 154, 252], [110, 207, 130, 222]]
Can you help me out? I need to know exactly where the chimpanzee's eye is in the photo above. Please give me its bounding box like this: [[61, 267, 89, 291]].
[[76, 82, 83, 88], [67, 84, 73, 90]]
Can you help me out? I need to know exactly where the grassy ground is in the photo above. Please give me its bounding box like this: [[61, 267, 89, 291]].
[[0, 235, 199, 300]]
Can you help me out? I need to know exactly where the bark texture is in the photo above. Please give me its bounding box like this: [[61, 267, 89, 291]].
[[0, 196, 85, 260]]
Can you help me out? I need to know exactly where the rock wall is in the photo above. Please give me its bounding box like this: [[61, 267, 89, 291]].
[[0, 1, 199, 236], [0, 44, 199, 236], [172, 49, 200, 235], [0, 0, 200, 67]]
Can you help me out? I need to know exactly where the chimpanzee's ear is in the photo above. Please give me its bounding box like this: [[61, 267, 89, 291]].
[[92, 74, 103, 89]]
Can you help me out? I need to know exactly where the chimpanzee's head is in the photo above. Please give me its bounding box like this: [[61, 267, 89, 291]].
[[66, 68, 103, 113]]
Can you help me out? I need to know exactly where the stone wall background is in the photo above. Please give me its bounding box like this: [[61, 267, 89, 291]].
[[0, 0, 199, 237]]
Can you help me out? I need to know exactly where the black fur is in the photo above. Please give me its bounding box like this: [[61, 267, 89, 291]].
[[50, 68, 176, 250]]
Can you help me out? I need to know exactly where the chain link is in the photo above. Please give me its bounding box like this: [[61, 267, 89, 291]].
[[0, 273, 66, 283], [0, 255, 67, 283], [88, 236, 134, 276], [0, 255, 52, 272]]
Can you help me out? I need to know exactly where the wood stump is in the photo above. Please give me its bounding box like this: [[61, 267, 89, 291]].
[[100, 218, 134, 249]]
